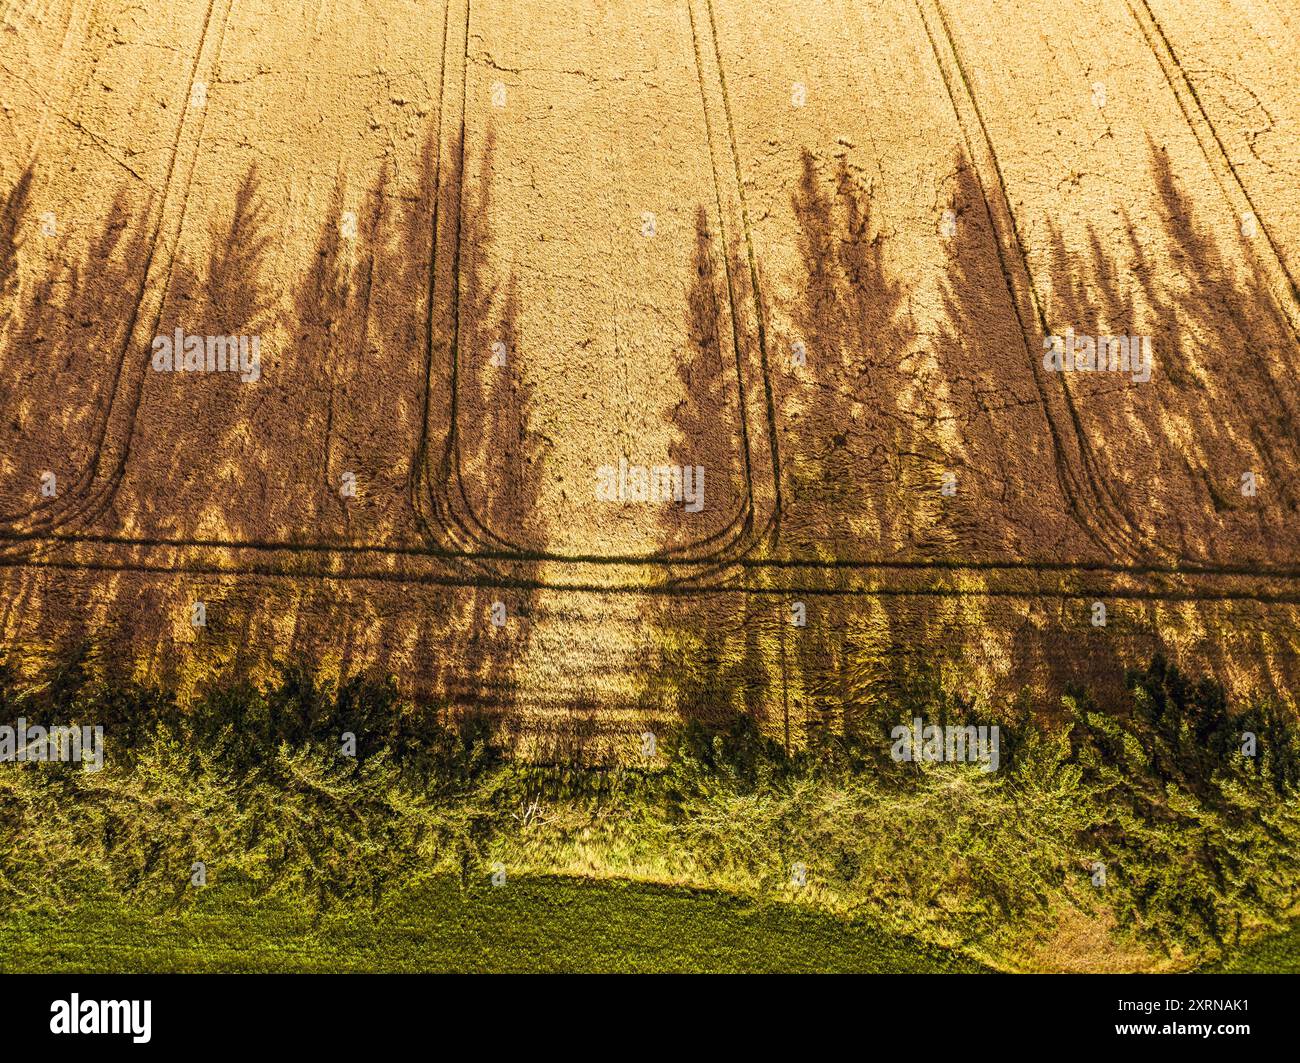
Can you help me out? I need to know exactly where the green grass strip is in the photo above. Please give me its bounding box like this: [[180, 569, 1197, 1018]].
[[0, 874, 987, 974]]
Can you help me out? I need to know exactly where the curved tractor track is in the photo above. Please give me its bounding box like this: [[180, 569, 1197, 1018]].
[[915, 0, 1140, 561], [408, 0, 781, 588], [0, 0, 237, 542]]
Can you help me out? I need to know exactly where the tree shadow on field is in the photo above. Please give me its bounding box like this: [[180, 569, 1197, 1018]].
[[110, 159, 431, 553], [386, 129, 545, 734], [778, 141, 1300, 742], [659, 204, 746, 554], [638, 206, 774, 747], [117, 166, 276, 539], [283, 168, 389, 542], [449, 279, 543, 725], [774, 146, 1142, 748], [0, 166, 32, 329], [0, 167, 154, 522], [213, 131, 546, 724], [1043, 141, 1300, 565], [452, 131, 546, 544], [927, 155, 1083, 558], [783, 150, 951, 746], [783, 149, 948, 558], [641, 152, 1084, 754], [7, 133, 1300, 762], [0, 138, 546, 732]]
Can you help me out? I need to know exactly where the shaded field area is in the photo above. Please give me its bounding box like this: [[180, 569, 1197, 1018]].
[[4, 564, 1300, 763], [0, 875, 983, 974]]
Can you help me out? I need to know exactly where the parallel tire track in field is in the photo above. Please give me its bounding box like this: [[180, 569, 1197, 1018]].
[[17, 528, 1300, 581], [0, 0, 236, 542], [408, 0, 465, 559], [1125, 0, 1300, 341], [8, 551, 1300, 608], [915, 0, 1140, 561], [4, 1, 1300, 610], [411, 0, 780, 579]]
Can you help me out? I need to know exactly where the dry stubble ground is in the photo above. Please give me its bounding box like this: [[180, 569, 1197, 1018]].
[[1, 0, 1299, 761]]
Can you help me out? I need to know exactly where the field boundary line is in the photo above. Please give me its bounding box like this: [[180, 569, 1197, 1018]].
[[6, 550, 1300, 607], [7, 526, 1300, 579]]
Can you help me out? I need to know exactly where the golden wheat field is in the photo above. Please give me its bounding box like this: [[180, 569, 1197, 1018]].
[[2, 0, 1299, 760]]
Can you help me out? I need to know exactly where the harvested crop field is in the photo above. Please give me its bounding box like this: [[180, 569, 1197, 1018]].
[[2, 0, 1300, 761]]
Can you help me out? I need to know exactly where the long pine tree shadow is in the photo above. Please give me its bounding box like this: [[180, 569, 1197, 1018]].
[[0, 139, 548, 723], [0, 166, 32, 331], [5, 136, 1300, 750], [1044, 140, 1300, 566], [412, 128, 545, 726], [0, 168, 154, 524], [639, 206, 773, 744]]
